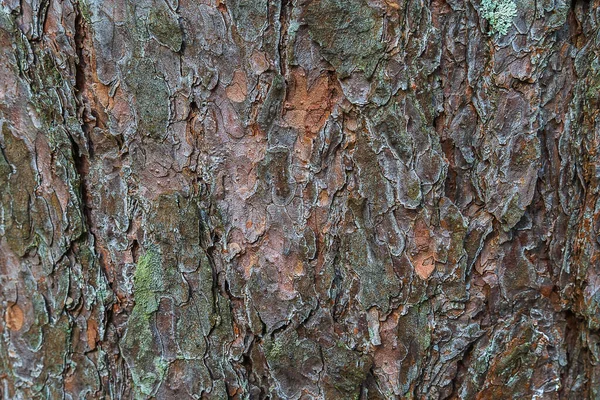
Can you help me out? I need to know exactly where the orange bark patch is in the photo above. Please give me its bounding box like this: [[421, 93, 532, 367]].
[[250, 50, 269, 75], [410, 218, 437, 280], [226, 70, 248, 103], [412, 253, 436, 280], [384, 0, 402, 10], [5, 303, 24, 331], [87, 319, 98, 350], [283, 67, 340, 135], [240, 252, 259, 280], [294, 259, 305, 277]]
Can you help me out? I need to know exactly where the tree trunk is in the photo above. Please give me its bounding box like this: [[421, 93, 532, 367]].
[[1, 0, 599, 398]]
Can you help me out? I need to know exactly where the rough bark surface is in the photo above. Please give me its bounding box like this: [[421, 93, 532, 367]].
[[1, 0, 599, 398]]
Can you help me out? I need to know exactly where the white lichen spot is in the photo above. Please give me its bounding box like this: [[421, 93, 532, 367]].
[[481, 0, 517, 35]]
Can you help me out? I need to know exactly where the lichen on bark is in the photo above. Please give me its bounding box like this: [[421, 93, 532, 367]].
[[1, 0, 600, 398]]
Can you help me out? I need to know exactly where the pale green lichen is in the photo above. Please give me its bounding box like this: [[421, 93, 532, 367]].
[[305, 0, 385, 78], [148, 4, 183, 52], [133, 249, 163, 315], [120, 248, 166, 397], [481, 0, 517, 35]]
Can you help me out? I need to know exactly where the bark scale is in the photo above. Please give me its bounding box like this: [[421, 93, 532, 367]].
[[0, 0, 599, 398]]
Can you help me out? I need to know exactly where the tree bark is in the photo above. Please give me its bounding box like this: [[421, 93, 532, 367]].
[[0, 0, 599, 398]]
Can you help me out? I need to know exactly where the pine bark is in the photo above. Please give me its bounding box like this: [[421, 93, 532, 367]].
[[0, 0, 599, 398]]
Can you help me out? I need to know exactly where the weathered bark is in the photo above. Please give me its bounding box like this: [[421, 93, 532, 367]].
[[1, 0, 599, 398]]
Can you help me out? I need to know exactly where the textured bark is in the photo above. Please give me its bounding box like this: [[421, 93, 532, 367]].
[[1, 0, 599, 398]]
